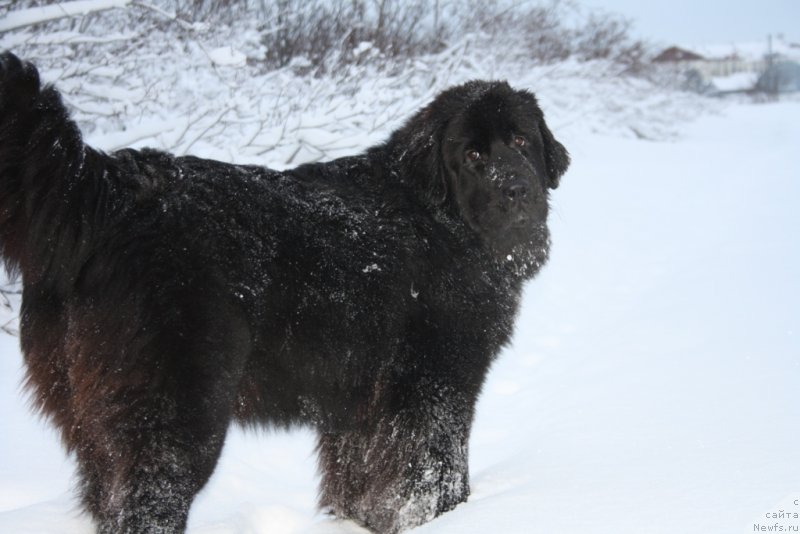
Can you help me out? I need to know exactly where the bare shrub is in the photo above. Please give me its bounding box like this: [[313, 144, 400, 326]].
[[452, 0, 573, 64], [1, 0, 652, 74], [573, 12, 651, 73], [256, 0, 444, 72], [518, 3, 575, 63]]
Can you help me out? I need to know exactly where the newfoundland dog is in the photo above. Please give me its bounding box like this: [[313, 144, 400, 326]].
[[0, 52, 569, 533]]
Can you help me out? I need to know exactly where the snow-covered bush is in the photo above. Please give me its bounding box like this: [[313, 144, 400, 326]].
[[2, 1, 652, 73], [0, 0, 707, 165]]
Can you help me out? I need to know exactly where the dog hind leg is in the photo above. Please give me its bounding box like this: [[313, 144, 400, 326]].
[[66, 292, 251, 533]]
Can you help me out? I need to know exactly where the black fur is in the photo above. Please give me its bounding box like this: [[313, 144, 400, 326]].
[[0, 52, 569, 534]]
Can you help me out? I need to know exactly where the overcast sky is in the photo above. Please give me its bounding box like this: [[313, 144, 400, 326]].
[[578, 0, 799, 47]]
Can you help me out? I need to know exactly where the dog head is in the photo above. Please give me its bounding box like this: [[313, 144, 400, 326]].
[[392, 81, 569, 265], [441, 82, 569, 258]]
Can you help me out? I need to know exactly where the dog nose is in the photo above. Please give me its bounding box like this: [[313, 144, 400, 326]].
[[504, 183, 529, 201]]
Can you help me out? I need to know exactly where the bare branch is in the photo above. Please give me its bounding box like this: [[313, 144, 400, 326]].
[[0, 0, 131, 33]]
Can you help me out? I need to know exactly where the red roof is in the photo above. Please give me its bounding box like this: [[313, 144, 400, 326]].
[[653, 46, 705, 63]]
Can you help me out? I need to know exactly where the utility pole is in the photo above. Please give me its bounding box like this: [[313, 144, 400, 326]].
[[766, 34, 775, 95], [767, 34, 773, 68]]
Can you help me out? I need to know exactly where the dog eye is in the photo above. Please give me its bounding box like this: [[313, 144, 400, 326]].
[[466, 149, 481, 162], [513, 135, 526, 147]]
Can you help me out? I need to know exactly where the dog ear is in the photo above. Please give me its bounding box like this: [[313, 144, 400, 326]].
[[539, 119, 570, 189], [388, 100, 451, 207]]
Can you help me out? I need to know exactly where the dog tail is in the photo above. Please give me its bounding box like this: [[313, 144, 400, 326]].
[[0, 52, 96, 279]]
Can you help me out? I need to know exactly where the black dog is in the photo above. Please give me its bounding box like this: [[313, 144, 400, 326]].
[[0, 52, 568, 534]]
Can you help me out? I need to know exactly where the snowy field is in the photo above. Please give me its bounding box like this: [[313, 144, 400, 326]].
[[1, 5, 799, 533], [1, 89, 797, 534]]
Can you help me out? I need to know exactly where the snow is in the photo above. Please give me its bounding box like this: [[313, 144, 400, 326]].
[[0, 0, 131, 32], [1, 95, 797, 533], [0, 6, 798, 533], [208, 46, 247, 67], [712, 71, 759, 92]]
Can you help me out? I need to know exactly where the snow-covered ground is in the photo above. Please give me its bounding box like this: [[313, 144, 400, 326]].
[[1, 90, 798, 534], [1, 5, 799, 534]]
